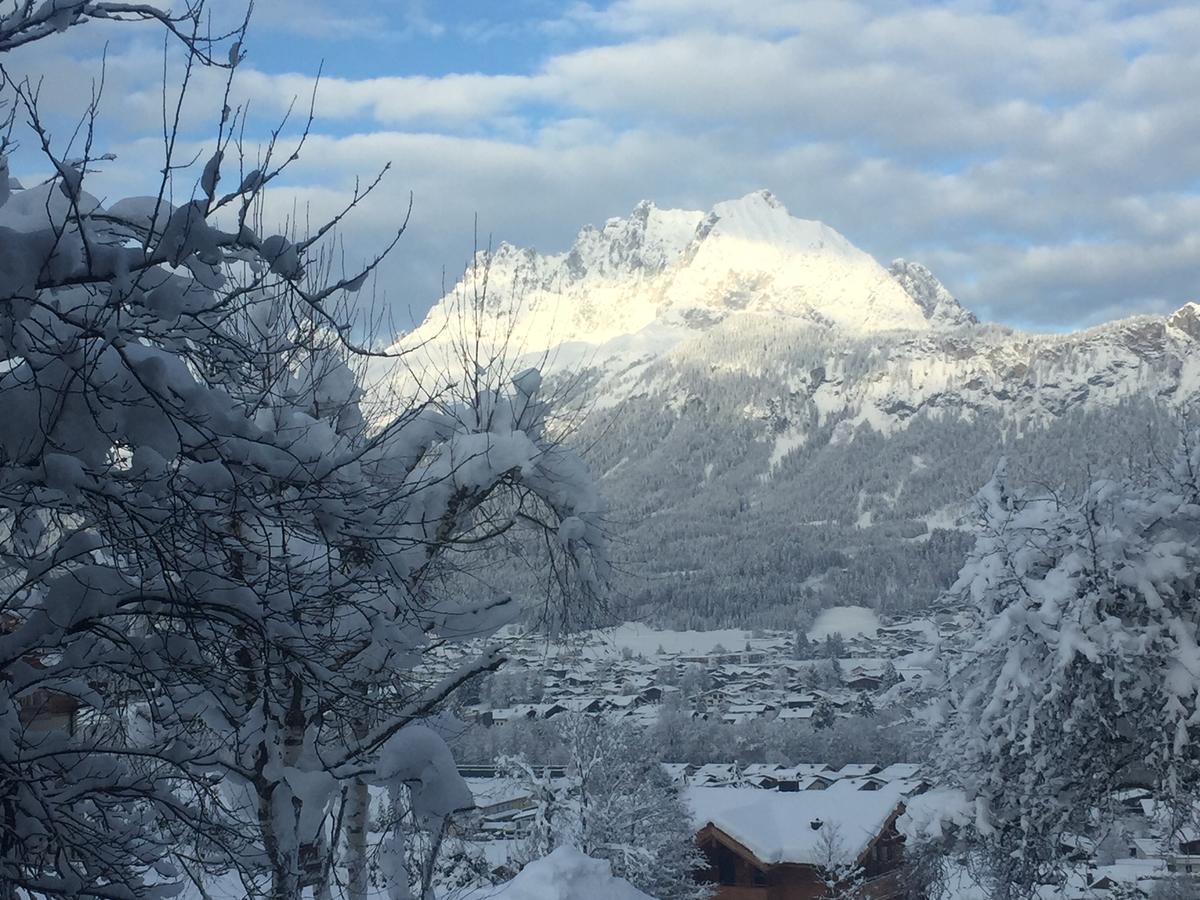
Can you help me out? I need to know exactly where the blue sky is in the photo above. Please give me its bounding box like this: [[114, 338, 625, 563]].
[[8, 0, 1200, 332]]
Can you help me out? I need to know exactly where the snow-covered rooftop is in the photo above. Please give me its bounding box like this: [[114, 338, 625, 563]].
[[686, 785, 906, 866]]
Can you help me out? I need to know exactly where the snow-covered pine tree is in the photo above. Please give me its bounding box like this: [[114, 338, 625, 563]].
[[854, 691, 876, 718], [812, 697, 837, 731], [932, 432, 1200, 897]]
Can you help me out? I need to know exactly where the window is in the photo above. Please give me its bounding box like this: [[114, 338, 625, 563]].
[[753, 869, 767, 886]]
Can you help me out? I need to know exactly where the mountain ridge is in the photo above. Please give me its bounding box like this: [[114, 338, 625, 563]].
[[404, 191, 974, 370], [389, 194, 1200, 629]]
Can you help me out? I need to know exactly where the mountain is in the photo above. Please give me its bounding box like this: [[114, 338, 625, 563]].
[[403, 191, 967, 370], [391, 192, 1200, 630]]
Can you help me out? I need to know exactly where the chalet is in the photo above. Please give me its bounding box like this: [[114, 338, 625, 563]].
[[742, 764, 783, 779], [1111, 787, 1153, 812], [694, 763, 741, 786], [781, 692, 819, 709], [894, 667, 931, 685], [560, 696, 607, 714], [781, 763, 836, 776], [741, 766, 790, 791], [835, 763, 883, 778], [877, 763, 922, 781], [488, 702, 567, 725], [662, 762, 697, 781], [722, 703, 777, 724], [1085, 859, 1166, 895], [885, 779, 930, 798], [839, 776, 889, 792], [688, 785, 909, 899], [1129, 828, 1200, 863], [776, 708, 814, 723], [845, 672, 884, 691], [793, 775, 836, 792], [1057, 833, 1096, 863], [17, 687, 80, 734], [3, 613, 81, 735], [606, 693, 644, 711], [637, 685, 667, 703]]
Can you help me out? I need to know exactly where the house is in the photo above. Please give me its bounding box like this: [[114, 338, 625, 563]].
[[776, 708, 814, 723], [17, 687, 79, 734], [3, 613, 81, 735], [722, 703, 776, 724], [1085, 859, 1167, 895], [844, 665, 885, 691], [835, 763, 883, 778], [688, 785, 909, 899], [877, 763, 922, 781], [694, 763, 741, 786], [488, 702, 566, 725], [837, 776, 889, 792], [662, 762, 696, 782]]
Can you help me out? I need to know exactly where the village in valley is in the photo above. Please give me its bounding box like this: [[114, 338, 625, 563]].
[[410, 609, 1200, 899], [452, 609, 940, 730]]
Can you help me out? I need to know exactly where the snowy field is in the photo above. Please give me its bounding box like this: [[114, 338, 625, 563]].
[[807, 605, 880, 640], [575, 622, 773, 657]]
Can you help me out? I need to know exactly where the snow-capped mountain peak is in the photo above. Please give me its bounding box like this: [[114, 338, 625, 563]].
[[403, 191, 953, 367], [564, 199, 703, 282], [661, 190, 930, 333], [702, 190, 859, 259]]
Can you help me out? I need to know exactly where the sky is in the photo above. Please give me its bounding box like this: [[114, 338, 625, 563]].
[[7, 0, 1200, 332]]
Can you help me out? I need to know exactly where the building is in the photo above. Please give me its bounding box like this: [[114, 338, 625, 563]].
[[3, 612, 81, 734], [688, 784, 910, 899]]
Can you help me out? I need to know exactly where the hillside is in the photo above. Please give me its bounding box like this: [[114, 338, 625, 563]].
[[388, 192, 1200, 629]]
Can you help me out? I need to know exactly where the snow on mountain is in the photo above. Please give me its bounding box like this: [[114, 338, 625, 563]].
[[384, 193, 1200, 628], [396, 191, 946, 381], [658, 191, 931, 333], [888, 258, 978, 328]]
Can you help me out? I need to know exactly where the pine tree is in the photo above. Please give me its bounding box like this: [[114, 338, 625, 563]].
[[854, 691, 876, 718], [813, 698, 837, 731], [932, 433, 1200, 897], [794, 631, 812, 659], [880, 660, 903, 690]]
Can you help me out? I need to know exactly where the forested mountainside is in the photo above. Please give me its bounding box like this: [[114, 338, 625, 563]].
[[392, 192, 1200, 629], [575, 318, 1190, 629]]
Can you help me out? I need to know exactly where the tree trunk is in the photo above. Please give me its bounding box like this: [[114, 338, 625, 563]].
[[345, 778, 370, 900]]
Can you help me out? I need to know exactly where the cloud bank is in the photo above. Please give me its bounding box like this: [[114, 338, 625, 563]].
[[7, 0, 1199, 330]]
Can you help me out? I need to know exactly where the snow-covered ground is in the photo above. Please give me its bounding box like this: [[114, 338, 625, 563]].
[[575, 622, 773, 658], [461, 847, 655, 900], [808, 606, 881, 640]]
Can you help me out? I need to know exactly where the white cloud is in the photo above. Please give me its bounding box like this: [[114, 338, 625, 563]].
[[6, 0, 1200, 330]]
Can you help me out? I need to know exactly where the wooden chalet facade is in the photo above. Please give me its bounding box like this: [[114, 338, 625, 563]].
[[689, 786, 912, 900]]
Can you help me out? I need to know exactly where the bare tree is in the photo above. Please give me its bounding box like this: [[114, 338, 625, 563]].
[[0, 4, 607, 898], [812, 823, 866, 900]]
